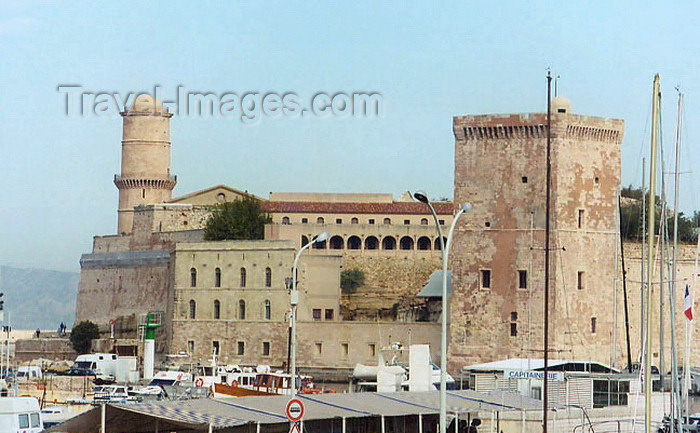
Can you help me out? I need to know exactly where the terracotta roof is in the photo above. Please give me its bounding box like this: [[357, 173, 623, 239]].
[[262, 201, 453, 215]]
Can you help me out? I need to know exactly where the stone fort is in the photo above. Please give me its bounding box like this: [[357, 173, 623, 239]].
[[75, 94, 699, 376]]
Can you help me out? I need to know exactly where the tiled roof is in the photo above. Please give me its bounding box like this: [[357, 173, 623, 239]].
[[262, 201, 454, 215]]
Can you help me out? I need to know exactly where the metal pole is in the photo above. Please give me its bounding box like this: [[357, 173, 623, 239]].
[[619, 196, 633, 373], [544, 70, 552, 433], [414, 194, 471, 433], [642, 158, 647, 357], [290, 233, 328, 396], [669, 90, 683, 433], [101, 403, 106, 433], [291, 241, 313, 397], [646, 73, 660, 433]]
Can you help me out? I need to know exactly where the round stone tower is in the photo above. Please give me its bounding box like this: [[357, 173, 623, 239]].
[[114, 95, 176, 234]]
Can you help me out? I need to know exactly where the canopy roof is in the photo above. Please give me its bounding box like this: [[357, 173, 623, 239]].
[[50, 390, 544, 432]]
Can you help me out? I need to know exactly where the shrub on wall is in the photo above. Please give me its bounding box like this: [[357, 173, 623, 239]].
[[341, 269, 365, 294]]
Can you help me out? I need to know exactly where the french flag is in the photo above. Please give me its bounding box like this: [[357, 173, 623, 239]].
[[684, 284, 693, 321]]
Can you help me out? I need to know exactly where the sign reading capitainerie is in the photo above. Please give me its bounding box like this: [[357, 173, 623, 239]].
[[503, 370, 565, 382]]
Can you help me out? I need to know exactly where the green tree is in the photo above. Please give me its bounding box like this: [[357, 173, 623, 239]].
[[70, 321, 100, 354], [340, 269, 365, 294], [620, 185, 698, 244], [204, 197, 272, 241]]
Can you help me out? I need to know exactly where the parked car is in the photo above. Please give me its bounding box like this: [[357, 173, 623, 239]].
[[62, 368, 97, 377]]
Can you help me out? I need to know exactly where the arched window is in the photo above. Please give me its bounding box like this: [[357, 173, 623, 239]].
[[301, 235, 309, 247], [213, 300, 221, 320], [417, 236, 432, 250], [282, 216, 290, 225], [421, 218, 429, 225], [365, 236, 379, 250], [434, 237, 447, 250], [190, 268, 197, 287], [240, 267, 247, 287], [265, 267, 272, 287], [400, 236, 414, 250], [382, 237, 396, 250], [215, 268, 221, 287], [383, 218, 391, 224], [347, 236, 361, 250], [329, 236, 344, 250], [351, 217, 359, 224], [313, 236, 326, 249], [239, 300, 246, 320], [317, 217, 325, 224], [189, 300, 196, 319], [264, 300, 271, 320]]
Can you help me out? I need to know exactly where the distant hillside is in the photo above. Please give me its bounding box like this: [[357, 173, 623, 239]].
[[0, 266, 79, 331]]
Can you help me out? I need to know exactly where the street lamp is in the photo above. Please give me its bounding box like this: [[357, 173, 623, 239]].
[[290, 231, 330, 396], [413, 191, 471, 433]]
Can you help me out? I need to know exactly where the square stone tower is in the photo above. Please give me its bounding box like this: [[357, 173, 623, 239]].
[[449, 98, 624, 371]]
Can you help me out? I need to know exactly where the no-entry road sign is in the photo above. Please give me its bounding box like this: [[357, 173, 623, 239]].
[[286, 398, 305, 422]]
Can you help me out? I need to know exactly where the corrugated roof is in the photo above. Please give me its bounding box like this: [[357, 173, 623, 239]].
[[49, 390, 545, 432], [463, 358, 620, 373]]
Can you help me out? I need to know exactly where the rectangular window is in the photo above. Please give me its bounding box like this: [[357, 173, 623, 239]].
[[368, 343, 376, 358], [30, 413, 40, 428], [341, 342, 349, 358], [518, 270, 527, 289], [262, 341, 270, 356], [531, 387, 542, 400], [480, 269, 491, 289], [312, 309, 322, 321], [315, 342, 323, 356], [439, 219, 445, 225], [187, 340, 194, 354], [336, 218, 342, 224], [301, 218, 308, 224], [578, 209, 585, 229], [368, 219, 375, 225], [237, 341, 245, 355], [591, 317, 597, 334], [212, 341, 220, 355], [18, 414, 29, 429], [510, 323, 517, 337], [325, 309, 334, 320], [578, 271, 585, 290], [404, 219, 410, 225]]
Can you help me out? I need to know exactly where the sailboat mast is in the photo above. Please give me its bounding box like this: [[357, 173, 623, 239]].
[[645, 74, 660, 433], [619, 196, 633, 372], [543, 71, 552, 433], [670, 90, 683, 424], [641, 157, 646, 358]]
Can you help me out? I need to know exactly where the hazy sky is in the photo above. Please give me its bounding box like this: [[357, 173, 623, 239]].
[[1, 1, 699, 272]]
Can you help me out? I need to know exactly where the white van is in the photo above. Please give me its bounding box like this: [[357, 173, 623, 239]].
[[16, 366, 42, 381], [0, 397, 43, 433]]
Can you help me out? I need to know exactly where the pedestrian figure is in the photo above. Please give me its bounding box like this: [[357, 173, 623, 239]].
[[35, 328, 40, 338], [469, 419, 481, 433]]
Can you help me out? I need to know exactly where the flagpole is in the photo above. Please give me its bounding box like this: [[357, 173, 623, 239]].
[[686, 232, 700, 417]]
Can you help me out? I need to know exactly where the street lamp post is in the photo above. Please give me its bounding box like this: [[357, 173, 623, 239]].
[[413, 191, 471, 433], [290, 231, 330, 396]]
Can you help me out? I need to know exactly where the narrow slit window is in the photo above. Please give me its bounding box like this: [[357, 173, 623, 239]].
[[578, 209, 585, 229], [578, 271, 585, 290], [518, 270, 527, 289], [481, 269, 491, 289]]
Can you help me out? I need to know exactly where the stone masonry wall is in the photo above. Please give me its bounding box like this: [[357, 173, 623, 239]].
[[341, 255, 442, 319]]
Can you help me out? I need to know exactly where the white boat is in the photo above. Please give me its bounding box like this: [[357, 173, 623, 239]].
[[0, 397, 43, 433]]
